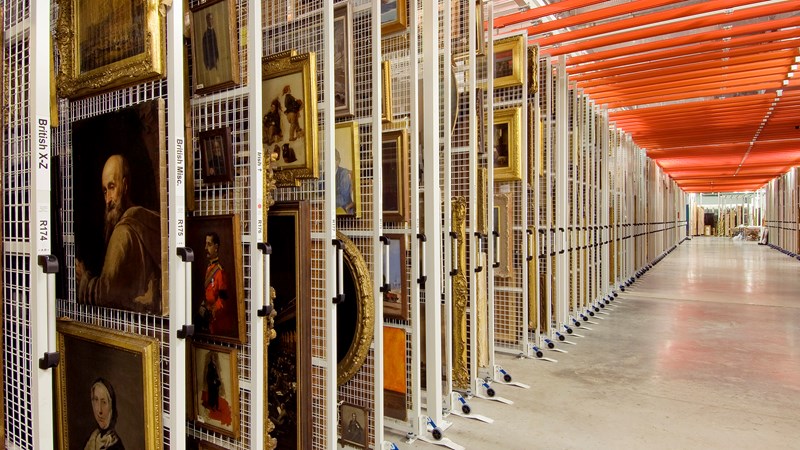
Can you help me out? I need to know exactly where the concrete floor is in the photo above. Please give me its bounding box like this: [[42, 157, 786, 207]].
[[393, 237, 800, 449]]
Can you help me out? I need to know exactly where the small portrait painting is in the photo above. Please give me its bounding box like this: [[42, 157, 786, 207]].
[[335, 122, 361, 217], [262, 51, 318, 186], [382, 129, 409, 223], [339, 403, 368, 448], [493, 107, 522, 181], [493, 34, 524, 88], [186, 214, 245, 344], [494, 50, 514, 78], [72, 99, 167, 316], [494, 122, 510, 168], [190, 0, 240, 94], [55, 320, 161, 450], [199, 127, 234, 184], [384, 234, 408, 321], [190, 342, 240, 438]]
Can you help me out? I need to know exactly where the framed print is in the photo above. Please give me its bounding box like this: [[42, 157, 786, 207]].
[[493, 107, 522, 181], [382, 61, 393, 122], [337, 231, 375, 385], [189, 341, 240, 439], [384, 326, 407, 421], [190, 0, 240, 94], [262, 50, 318, 187], [381, 0, 408, 36], [339, 403, 368, 448], [186, 214, 245, 344], [198, 126, 234, 184], [72, 99, 168, 315], [493, 34, 524, 89], [383, 128, 409, 223], [266, 201, 312, 450], [494, 193, 513, 278], [56, 0, 165, 98], [334, 121, 362, 217], [55, 320, 161, 450], [334, 3, 355, 118], [384, 234, 408, 320]]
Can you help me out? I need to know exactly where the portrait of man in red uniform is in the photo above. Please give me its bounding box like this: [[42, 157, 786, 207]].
[[198, 231, 232, 336]]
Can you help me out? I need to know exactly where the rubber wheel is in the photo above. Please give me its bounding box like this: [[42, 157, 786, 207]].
[[462, 404, 471, 415], [547, 342, 555, 349], [536, 350, 544, 358], [486, 387, 496, 397], [566, 327, 573, 334], [557, 334, 565, 341], [574, 321, 581, 327], [582, 316, 589, 322], [504, 373, 512, 383], [432, 428, 443, 440], [589, 311, 595, 316]]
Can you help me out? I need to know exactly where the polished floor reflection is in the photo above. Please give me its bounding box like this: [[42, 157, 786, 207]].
[[395, 237, 800, 449]]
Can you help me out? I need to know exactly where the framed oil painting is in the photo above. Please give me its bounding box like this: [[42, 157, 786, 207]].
[[384, 326, 407, 421], [454, 0, 486, 58], [382, 128, 409, 223], [335, 121, 362, 217], [382, 60, 393, 122], [72, 99, 168, 316], [493, 107, 522, 181], [493, 34, 524, 89], [266, 201, 312, 450], [340, 403, 368, 449], [384, 234, 408, 321], [381, 0, 408, 36], [189, 341, 240, 439], [494, 193, 513, 278], [198, 126, 234, 184], [190, 0, 240, 94], [334, 2, 355, 118], [262, 50, 318, 187], [337, 231, 375, 385], [55, 320, 161, 450], [186, 214, 245, 344], [56, 0, 165, 98]]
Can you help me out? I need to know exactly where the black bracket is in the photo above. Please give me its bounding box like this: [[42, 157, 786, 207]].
[[39, 352, 60, 370], [177, 324, 195, 339], [257, 304, 274, 317], [177, 247, 194, 262], [257, 242, 272, 255], [37, 254, 59, 273]]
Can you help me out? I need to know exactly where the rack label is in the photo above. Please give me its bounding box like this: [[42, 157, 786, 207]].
[[35, 116, 51, 255]]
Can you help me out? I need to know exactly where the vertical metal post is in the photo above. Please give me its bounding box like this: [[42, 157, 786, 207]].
[[486, 1, 497, 359], [442, 0, 453, 413], [519, 36, 530, 352], [600, 109, 610, 297], [555, 56, 569, 328]]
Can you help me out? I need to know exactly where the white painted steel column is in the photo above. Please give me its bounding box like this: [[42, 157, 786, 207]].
[[600, 109, 610, 297], [408, 0, 424, 437], [166, 1, 190, 448], [370, 0, 385, 445], [442, 0, 454, 413], [555, 56, 569, 329], [486, 1, 497, 359], [30, 2, 56, 449], [467, 0, 479, 392], [530, 62, 541, 345], [544, 58, 554, 339], [321, 0, 338, 446], [423, 0, 444, 427], [247, 0, 266, 447], [519, 34, 530, 353]]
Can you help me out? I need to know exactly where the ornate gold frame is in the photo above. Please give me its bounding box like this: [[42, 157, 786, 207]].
[[476, 167, 488, 234], [382, 61, 393, 122], [528, 45, 539, 95], [56, 0, 165, 99], [335, 121, 362, 217], [494, 192, 513, 278], [494, 106, 522, 181], [262, 50, 318, 187], [337, 231, 375, 385], [55, 320, 162, 450], [493, 34, 524, 89], [382, 0, 408, 36], [451, 197, 469, 390]]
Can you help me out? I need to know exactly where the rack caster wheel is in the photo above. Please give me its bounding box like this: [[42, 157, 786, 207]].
[[556, 332, 565, 341], [545, 339, 555, 349], [587, 309, 595, 317], [598, 302, 605, 309], [593, 306, 600, 312], [486, 387, 496, 397], [503, 373, 512, 383], [432, 428, 443, 440], [462, 404, 471, 415], [565, 326, 573, 334]]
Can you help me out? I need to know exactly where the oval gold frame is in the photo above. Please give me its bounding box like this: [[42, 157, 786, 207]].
[[337, 232, 375, 385]]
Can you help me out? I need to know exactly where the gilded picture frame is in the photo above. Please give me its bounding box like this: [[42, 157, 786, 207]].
[[476, 167, 488, 235], [493, 34, 524, 89], [262, 50, 318, 187], [334, 2, 355, 118], [56, 0, 165, 99], [453, 0, 486, 59], [198, 126, 234, 184], [451, 197, 469, 390], [337, 231, 375, 385], [494, 193, 513, 278], [189, 0, 240, 95], [72, 99, 168, 316], [382, 128, 409, 223], [266, 200, 312, 450], [335, 121, 362, 217], [384, 234, 408, 321], [382, 61, 393, 122], [189, 341, 240, 439], [493, 106, 522, 181], [339, 402, 368, 448], [186, 214, 246, 344], [55, 320, 162, 450], [381, 0, 408, 36]]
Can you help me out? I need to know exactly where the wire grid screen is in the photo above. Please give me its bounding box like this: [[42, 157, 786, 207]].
[[492, 63, 525, 351], [3, 2, 33, 447]]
